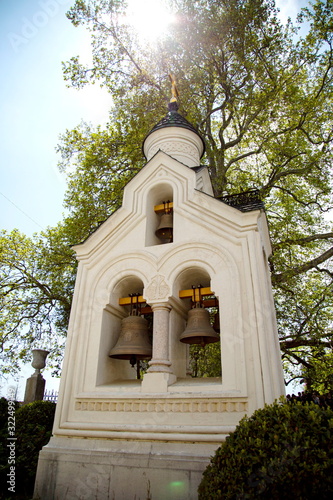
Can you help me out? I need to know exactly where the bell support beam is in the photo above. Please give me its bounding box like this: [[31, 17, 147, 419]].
[[118, 295, 152, 314], [118, 288, 218, 313], [178, 286, 217, 305], [119, 296, 146, 305], [119, 287, 214, 305], [154, 202, 174, 214]]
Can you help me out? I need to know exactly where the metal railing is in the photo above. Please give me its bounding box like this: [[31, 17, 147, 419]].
[[218, 189, 265, 212], [43, 389, 58, 403]]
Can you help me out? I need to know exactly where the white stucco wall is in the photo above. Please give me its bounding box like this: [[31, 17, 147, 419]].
[[34, 139, 285, 500]]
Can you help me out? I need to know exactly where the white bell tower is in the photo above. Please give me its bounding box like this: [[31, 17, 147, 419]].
[[34, 98, 285, 500]]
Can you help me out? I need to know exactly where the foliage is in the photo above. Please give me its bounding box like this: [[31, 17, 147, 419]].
[[276, 269, 333, 388], [198, 399, 333, 499], [0, 400, 56, 499], [0, 228, 72, 373], [56, 122, 144, 237], [190, 342, 222, 378], [302, 351, 333, 394], [0, 0, 332, 382]]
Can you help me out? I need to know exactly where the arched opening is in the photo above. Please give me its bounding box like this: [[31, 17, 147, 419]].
[[172, 267, 221, 380], [145, 182, 174, 246], [97, 275, 152, 385]]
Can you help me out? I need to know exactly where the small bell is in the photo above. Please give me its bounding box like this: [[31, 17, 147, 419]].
[[109, 313, 152, 367], [155, 212, 173, 243], [180, 304, 219, 347]]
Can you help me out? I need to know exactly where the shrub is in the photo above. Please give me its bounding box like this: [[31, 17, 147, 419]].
[[198, 399, 333, 499], [0, 400, 56, 499]]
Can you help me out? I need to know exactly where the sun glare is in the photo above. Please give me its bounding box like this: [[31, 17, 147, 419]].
[[125, 0, 175, 41]]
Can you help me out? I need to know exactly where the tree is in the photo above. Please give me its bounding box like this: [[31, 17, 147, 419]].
[[301, 350, 333, 394], [1, 0, 332, 383], [0, 228, 72, 374]]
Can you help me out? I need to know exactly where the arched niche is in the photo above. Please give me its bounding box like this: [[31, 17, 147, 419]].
[[111, 275, 145, 316], [174, 266, 212, 311], [96, 275, 148, 386], [170, 267, 221, 381], [145, 182, 174, 246]]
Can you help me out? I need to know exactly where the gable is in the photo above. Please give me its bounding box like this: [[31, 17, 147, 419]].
[[72, 150, 268, 268]]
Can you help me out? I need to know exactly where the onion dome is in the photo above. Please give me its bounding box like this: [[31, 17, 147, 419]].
[[143, 100, 205, 168]]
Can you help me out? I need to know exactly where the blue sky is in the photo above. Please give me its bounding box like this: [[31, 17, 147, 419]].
[[0, 0, 112, 236]]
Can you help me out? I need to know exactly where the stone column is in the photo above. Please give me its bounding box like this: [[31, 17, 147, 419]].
[[141, 302, 176, 392], [147, 302, 173, 373], [142, 274, 176, 392]]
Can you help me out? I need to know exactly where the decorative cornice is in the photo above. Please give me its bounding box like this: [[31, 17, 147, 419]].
[[75, 398, 248, 413]]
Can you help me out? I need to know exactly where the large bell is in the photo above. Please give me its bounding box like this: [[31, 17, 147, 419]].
[[109, 314, 152, 366], [155, 212, 173, 242], [180, 305, 220, 347]]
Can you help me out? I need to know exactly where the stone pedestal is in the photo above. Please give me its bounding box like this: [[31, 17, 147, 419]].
[[23, 373, 46, 404], [23, 348, 49, 404], [34, 437, 217, 500]]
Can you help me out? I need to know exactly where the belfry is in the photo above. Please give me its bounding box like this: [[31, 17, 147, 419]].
[[34, 90, 285, 499]]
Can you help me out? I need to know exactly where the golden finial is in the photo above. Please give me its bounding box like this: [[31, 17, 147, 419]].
[[169, 73, 179, 102]]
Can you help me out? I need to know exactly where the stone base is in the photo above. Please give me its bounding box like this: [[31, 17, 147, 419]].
[[33, 436, 219, 500], [141, 371, 177, 392], [23, 373, 45, 404]]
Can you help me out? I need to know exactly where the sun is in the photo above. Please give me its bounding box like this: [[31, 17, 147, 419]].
[[125, 0, 175, 42]]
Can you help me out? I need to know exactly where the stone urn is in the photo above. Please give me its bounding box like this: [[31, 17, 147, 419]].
[[24, 349, 50, 404], [31, 349, 50, 375]]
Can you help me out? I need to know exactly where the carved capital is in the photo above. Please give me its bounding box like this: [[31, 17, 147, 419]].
[[144, 275, 170, 303]]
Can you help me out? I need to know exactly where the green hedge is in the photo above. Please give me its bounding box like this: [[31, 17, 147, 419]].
[[0, 399, 56, 499], [198, 399, 333, 499]]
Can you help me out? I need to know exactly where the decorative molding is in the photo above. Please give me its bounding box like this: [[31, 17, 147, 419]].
[[148, 141, 199, 160], [145, 274, 170, 302], [75, 398, 248, 413]]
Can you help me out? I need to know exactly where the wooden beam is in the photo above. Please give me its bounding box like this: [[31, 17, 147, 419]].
[[154, 202, 174, 213], [178, 287, 213, 299], [118, 287, 217, 309], [141, 306, 152, 314], [202, 298, 219, 308], [119, 296, 146, 305]]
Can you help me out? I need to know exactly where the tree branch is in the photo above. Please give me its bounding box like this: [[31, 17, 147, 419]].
[[272, 232, 333, 250], [280, 339, 333, 350], [272, 246, 333, 283]]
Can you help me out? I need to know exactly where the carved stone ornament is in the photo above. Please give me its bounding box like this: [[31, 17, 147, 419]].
[[145, 275, 170, 302], [75, 398, 248, 413], [148, 141, 198, 161]]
